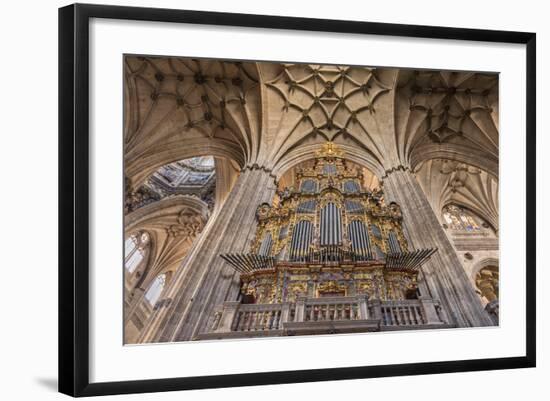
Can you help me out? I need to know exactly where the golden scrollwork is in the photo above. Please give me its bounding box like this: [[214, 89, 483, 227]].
[[286, 282, 308, 302], [316, 280, 347, 296], [356, 281, 374, 295]]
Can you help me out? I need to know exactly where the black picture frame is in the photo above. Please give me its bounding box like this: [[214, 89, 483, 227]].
[[58, 3, 536, 397]]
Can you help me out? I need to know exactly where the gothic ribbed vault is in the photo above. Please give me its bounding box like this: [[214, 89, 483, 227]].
[[125, 57, 499, 184], [124, 57, 261, 187], [414, 159, 499, 231], [122, 56, 500, 343]]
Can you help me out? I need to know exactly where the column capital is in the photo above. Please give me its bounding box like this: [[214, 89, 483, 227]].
[[242, 163, 279, 186], [381, 164, 412, 179]]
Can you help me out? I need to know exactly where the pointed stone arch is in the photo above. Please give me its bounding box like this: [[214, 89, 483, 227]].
[[126, 137, 245, 188], [409, 142, 498, 178], [271, 142, 385, 181]]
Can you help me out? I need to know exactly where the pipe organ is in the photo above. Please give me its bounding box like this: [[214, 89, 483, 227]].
[[320, 202, 342, 246], [348, 220, 372, 261], [289, 220, 313, 262], [203, 143, 444, 338]]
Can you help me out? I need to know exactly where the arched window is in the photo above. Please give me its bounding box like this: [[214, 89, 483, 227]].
[[125, 236, 137, 258], [145, 273, 166, 306], [124, 232, 150, 273], [442, 205, 482, 231], [126, 250, 144, 273]]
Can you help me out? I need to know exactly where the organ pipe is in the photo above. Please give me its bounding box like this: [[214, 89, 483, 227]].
[[348, 220, 373, 261], [388, 231, 401, 254], [259, 232, 273, 256], [290, 220, 313, 261], [321, 202, 342, 246]]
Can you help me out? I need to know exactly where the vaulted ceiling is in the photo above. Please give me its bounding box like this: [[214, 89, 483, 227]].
[[124, 56, 499, 202], [414, 159, 499, 230], [395, 69, 499, 176], [124, 56, 260, 186], [258, 63, 394, 173]]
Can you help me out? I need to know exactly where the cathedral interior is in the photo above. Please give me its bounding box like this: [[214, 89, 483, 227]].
[[123, 56, 499, 343]]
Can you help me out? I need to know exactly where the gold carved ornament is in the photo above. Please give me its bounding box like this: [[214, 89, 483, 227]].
[[315, 141, 345, 158], [316, 280, 347, 296]]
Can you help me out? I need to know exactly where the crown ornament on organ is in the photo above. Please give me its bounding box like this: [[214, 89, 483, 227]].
[[315, 141, 345, 158]]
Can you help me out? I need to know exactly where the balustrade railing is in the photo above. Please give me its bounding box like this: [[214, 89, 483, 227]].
[[302, 296, 363, 322], [379, 300, 426, 326], [210, 296, 445, 335], [231, 304, 284, 332]]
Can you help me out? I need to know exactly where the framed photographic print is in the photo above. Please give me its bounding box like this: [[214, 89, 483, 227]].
[[58, 3, 536, 397]]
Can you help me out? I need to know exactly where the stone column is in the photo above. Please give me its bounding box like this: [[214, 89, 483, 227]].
[[383, 168, 493, 327], [138, 168, 277, 342]]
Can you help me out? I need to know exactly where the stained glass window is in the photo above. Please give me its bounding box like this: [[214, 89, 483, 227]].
[[442, 205, 481, 231], [126, 250, 144, 273]]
